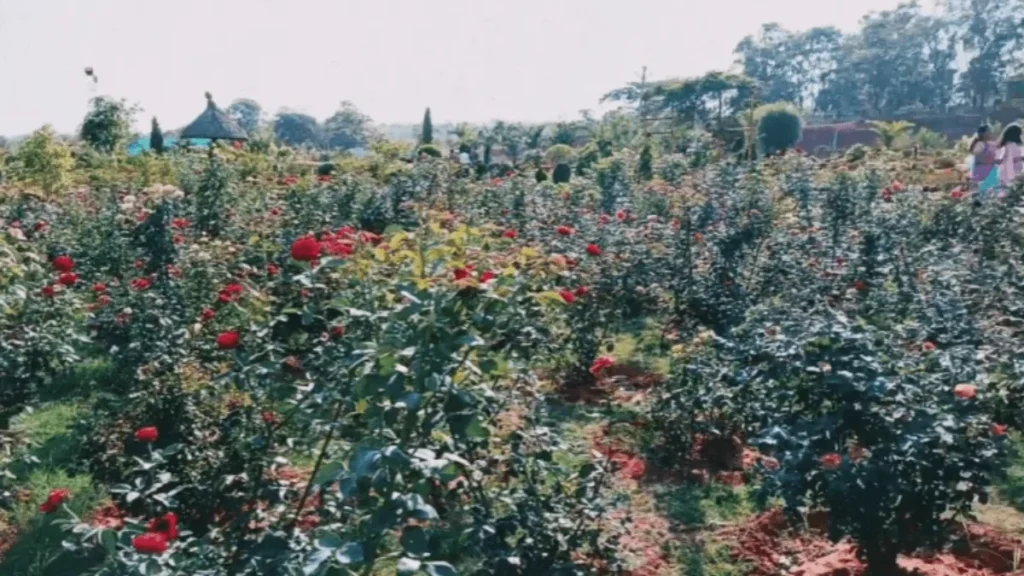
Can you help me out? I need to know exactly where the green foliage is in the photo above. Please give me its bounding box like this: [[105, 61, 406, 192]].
[[274, 112, 323, 148], [150, 117, 164, 155], [80, 96, 137, 154], [552, 162, 571, 184], [868, 120, 915, 149], [12, 126, 74, 195], [226, 98, 263, 135], [845, 143, 869, 163], [637, 141, 654, 181], [323, 101, 377, 151], [753, 103, 802, 155], [417, 144, 442, 158], [534, 168, 548, 183], [421, 107, 433, 145], [544, 144, 575, 165]]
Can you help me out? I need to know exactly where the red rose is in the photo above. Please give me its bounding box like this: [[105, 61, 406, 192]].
[[574, 286, 590, 297], [453, 268, 471, 281], [41, 285, 58, 298], [291, 236, 321, 262], [854, 280, 868, 293], [133, 532, 169, 555], [820, 453, 842, 470], [559, 290, 576, 304], [93, 282, 107, 293], [201, 308, 216, 322], [56, 272, 78, 287], [217, 331, 241, 350], [171, 218, 190, 230], [954, 383, 976, 399], [318, 175, 333, 183], [922, 341, 937, 352], [270, 207, 283, 217], [951, 188, 965, 200], [52, 255, 75, 273], [262, 411, 279, 424], [992, 423, 1008, 436], [891, 180, 904, 192], [491, 178, 503, 186], [616, 210, 627, 222], [502, 229, 518, 239], [39, 488, 69, 514], [586, 244, 602, 256], [599, 214, 611, 224], [359, 231, 381, 245], [589, 355, 615, 377], [267, 264, 280, 276], [147, 512, 179, 541], [556, 226, 573, 236], [481, 270, 498, 283], [135, 426, 158, 443], [131, 278, 152, 291], [97, 295, 112, 307], [330, 325, 345, 338]]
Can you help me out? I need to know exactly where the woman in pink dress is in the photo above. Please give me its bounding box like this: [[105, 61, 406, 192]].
[[970, 125, 999, 194], [997, 124, 1023, 189]]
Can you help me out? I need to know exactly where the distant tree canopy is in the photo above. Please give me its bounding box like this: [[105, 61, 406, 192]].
[[323, 101, 377, 151], [226, 99, 264, 135], [80, 96, 138, 153], [273, 112, 323, 148], [602, 71, 755, 126]]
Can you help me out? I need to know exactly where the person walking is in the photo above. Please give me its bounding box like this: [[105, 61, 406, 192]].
[[997, 123, 1023, 190], [969, 125, 999, 196]]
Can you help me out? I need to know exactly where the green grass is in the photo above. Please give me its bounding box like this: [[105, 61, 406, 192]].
[[0, 401, 102, 576]]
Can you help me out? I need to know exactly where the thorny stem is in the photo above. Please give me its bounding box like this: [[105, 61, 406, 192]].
[[288, 397, 347, 530]]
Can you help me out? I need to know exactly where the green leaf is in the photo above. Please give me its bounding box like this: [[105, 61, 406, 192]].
[[304, 548, 332, 575], [424, 561, 458, 576], [400, 525, 429, 557], [466, 416, 489, 440], [101, 529, 117, 555], [318, 533, 344, 549], [335, 542, 364, 565]]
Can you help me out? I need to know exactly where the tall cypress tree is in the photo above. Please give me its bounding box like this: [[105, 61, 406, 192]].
[[421, 107, 433, 145], [151, 117, 165, 155]]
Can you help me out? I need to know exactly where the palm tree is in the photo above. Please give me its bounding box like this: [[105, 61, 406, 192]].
[[867, 120, 915, 149]]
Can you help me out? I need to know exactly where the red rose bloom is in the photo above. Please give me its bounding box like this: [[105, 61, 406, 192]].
[[574, 286, 590, 297], [331, 325, 346, 338], [52, 255, 75, 273], [58, 272, 78, 287], [267, 264, 280, 276], [41, 285, 57, 298], [951, 188, 965, 200], [453, 268, 471, 281], [502, 229, 518, 239], [39, 488, 69, 514], [135, 426, 158, 443], [590, 355, 615, 377], [820, 453, 842, 470], [559, 290, 576, 304], [147, 512, 179, 541], [599, 214, 611, 224], [131, 278, 152, 291], [133, 532, 169, 555], [93, 282, 107, 293], [954, 384, 976, 399], [201, 308, 216, 322], [171, 218, 190, 230], [616, 210, 627, 222], [922, 341, 937, 352], [262, 411, 279, 425], [586, 244, 602, 256], [291, 236, 321, 262], [556, 226, 573, 236], [217, 331, 241, 350], [480, 270, 498, 283], [992, 423, 1008, 436]]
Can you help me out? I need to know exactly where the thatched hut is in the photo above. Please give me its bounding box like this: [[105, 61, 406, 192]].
[[180, 92, 248, 142]]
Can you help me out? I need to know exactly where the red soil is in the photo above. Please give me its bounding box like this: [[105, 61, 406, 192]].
[[721, 509, 1024, 576]]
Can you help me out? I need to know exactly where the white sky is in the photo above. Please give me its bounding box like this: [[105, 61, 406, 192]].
[[1, 0, 908, 136]]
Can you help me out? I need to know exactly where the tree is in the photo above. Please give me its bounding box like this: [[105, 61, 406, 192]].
[[421, 107, 433, 145], [13, 125, 74, 195], [754, 103, 802, 154], [80, 96, 138, 153], [150, 117, 165, 155], [273, 112, 323, 148], [868, 120, 915, 149], [323, 101, 377, 151], [637, 141, 654, 181], [226, 99, 263, 135]]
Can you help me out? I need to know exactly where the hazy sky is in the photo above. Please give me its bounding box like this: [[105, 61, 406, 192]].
[[1, 0, 909, 136]]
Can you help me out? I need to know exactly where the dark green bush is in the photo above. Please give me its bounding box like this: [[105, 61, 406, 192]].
[[417, 144, 442, 158], [553, 163, 571, 184], [753, 102, 802, 155]]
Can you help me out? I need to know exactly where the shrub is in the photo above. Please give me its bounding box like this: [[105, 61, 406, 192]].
[[544, 144, 576, 165], [753, 102, 802, 155], [417, 144, 442, 158], [535, 168, 548, 183], [317, 161, 335, 176], [552, 162, 571, 184], [637, 141, 654, 181], [12, 125, 74, 195], [81, 96, 138, 153], [150, 117, 165, 155], [845, 143, 869, 163]]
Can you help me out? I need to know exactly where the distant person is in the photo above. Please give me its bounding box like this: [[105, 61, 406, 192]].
[[969, 125, 999, 195], [997, 123, 1023, 189]]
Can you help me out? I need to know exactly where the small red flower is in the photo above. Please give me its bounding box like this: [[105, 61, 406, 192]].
[[480, 270, 498, 283], [951, 188, 965, 200], [954, 383, 976, 399], [359, 231, 382, 245], [502, 229, 518, 239], [616, 210, 627, 222], [693, 232, 704, 244], [992, 423, 1008, 436], [41, 285, 58, 298], [217, 331, 241, 350], [330, 325, 345, 338], [133, 532, 169, 555], [318, 175, 333, 183], [881, 188, 893, 202], [820, 453, 842, 470], [134, 259, 146, 270], [291, 236, 321, 262], [147, 512, 179, 541], [262, 411, 279, 425], [574, 286, 590, 297], [586, 244, 602, 256], [52, 255, 75, 273], [559, 290, 576, 304], [39, 488, 69, 514], [201, 308, 216, 322], [96, 295, 112, 307], [854, 280, 868, 292], [599, 214, 611, 224], [266, 264, 280, 276], [590, 355, 615, 377], [556, 225, 574, 236], [131, 277, 152, 291], [453, 268, 471, 281], [171, 218, 190, 230], [58, 272, 79, 286], [922, 341, 937, 352], [135, 426, 158, 443], [891, 180, 904, 192], [93, 282, 107, 293], [270, 207, 283, 217]]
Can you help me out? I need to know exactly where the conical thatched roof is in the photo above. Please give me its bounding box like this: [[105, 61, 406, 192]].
[[180, 92, 248, 141]]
